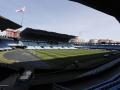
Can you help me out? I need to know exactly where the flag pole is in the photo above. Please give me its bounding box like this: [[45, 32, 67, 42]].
[[21, 11, 25, 26], [16, 6, 26, 26]]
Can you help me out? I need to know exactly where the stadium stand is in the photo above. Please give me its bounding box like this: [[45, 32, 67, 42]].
[[19, 28, 77, 49], [20, 40, 76, 49], [0, 16, 22, 50], [0, 39, 18, 50], [76, 43, 120, 50]]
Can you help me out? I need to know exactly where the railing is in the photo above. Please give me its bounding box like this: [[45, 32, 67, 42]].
[[85, 72, 120, 90], [53, 83, 71, 90]]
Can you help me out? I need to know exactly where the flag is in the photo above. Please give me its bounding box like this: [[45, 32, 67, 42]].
[[16, 6, 26, 12]]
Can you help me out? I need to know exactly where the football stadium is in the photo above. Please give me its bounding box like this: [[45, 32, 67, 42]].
[[0, 0, 120, 90]]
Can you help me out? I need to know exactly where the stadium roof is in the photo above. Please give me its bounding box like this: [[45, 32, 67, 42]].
[[70, 0, 120, 22], [20, 28, 76, 42], [0, 16, 22, 31]]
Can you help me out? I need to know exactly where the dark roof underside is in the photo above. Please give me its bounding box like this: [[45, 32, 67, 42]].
[[20, 28, 76, 42], [0, 16, 22, 31], [70, 0, 120, 22]]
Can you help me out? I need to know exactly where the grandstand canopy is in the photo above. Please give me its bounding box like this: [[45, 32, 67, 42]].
[[0, 16, 22, 31], [70, 0, 120, 22], [20, 28, 76, 42]]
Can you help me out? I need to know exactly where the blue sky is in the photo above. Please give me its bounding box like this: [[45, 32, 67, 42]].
[[1, 0, 120, 41]]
